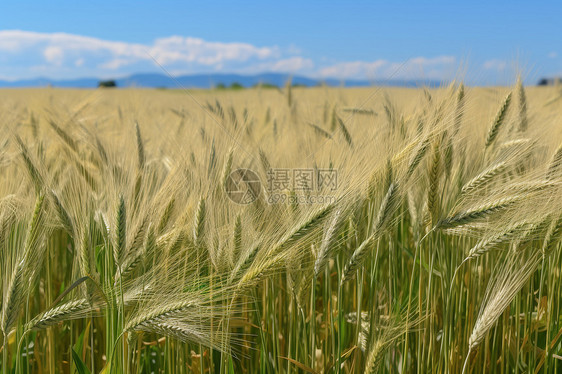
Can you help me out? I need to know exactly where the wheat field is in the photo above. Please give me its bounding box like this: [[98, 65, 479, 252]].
[[1, 82, 562, 373]]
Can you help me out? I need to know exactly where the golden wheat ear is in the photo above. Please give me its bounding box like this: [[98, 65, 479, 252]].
[[464, 251, 543, 373]]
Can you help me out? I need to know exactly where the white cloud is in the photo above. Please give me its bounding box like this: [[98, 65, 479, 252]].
[[548, 51, 557, 59], [248, 57, 315, 73], [0, 30, 282, 77], [318, 60, 387, 79], [0, 30, 460, 82], [43, 46, 64, 65], [483, 59, 507, 71], [150, 36, 278, 65], [317, 56, 456, 80], [99, 58, 134, 70], [271, 57, 314, 71]]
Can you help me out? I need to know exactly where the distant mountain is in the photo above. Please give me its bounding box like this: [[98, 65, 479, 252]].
[[0, 72, 442, 89]]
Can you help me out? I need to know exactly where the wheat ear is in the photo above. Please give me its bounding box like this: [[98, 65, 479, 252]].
[[436, 195, 521, 230], [461, 161, 507, 194], [342, 183, 398, 281], [485, 92, 512, 148]]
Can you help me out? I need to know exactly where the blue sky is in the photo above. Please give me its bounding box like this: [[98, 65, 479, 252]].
[[1, 1, 560, 84]]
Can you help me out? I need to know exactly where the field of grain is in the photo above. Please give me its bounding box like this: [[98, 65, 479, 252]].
[[1, 83, 562, 373]]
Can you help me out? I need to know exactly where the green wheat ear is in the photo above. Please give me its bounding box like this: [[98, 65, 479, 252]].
[[114, 194, 127, 265], [193, 197, 206, 244], [135, 121, 145, 169], [485, 92, 512, 148], [2, 193, 47, 335], [517, 78, 528, 132]]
